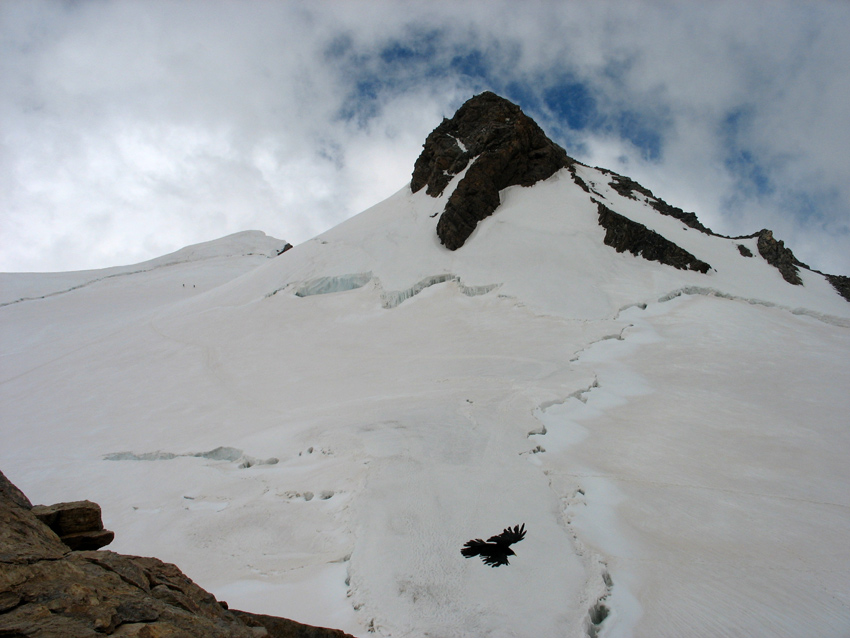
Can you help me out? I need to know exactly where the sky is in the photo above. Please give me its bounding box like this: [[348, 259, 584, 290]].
[[2, 1, 849, 275]]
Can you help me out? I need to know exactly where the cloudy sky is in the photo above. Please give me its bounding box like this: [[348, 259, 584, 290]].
[[2, 1, 849, 275]]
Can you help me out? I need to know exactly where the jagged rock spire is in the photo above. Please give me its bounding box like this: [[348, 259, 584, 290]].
[[411, 92, 573, 250]]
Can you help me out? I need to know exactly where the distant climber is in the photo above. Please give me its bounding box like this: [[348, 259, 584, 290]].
[[461, 524, 526, 567]]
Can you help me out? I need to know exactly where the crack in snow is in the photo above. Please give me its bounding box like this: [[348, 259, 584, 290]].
[[658, 286, 850, 327], [104, 446, 279, 469], [526, 310, 652, 636], [276, 272, 501, 309]]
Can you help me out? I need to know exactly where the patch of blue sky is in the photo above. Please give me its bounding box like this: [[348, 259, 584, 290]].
[[329, 35, 667, 163], [721, 107, 774, 197], [725, 149, 773, 196], [449, 50, 489, 80], [380, 30, 441, 66], [614, 110, 664, 161], [501, 81, 541, 113], [329, 29, 452, 125], [780, 188, 846, 232], [543, 81, 597, 131]]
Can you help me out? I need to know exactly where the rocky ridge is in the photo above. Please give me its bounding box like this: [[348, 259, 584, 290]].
[[755, 229, 803, 285], [0, 470, 354, 638], [595, 201, 711, 273], [411, 91, 848, 300]]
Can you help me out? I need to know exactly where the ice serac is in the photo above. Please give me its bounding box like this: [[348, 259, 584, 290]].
[[411, 91, 573, 250]]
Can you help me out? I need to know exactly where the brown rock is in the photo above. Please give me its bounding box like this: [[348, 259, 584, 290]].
[[825, 273, 850, 302], [233, 609, 355, 638], [0, 471, 68, 564], [0, 469, 33, 510], [596, 201, 711, 273], [0, 476, 356, 638], [756, 229, 803, 285], [31, 499, 115, 551], [32, 500, 105, 536], [603, 169, 713, 235], [61, 529, 116, 551], [411, 91, 573, 250]]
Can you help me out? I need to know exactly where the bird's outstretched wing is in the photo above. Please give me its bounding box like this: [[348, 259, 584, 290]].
[[461, 538, 514, 567], [487, 523, 526, 547], [462, 524, 527, 567]]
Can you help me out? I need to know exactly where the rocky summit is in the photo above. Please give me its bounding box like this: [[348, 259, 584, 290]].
[[411, 91, 572, 250], [411, 92, 849, 301]]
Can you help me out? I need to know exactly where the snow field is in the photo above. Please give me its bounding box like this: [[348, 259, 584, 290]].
[[536, 293, 850, 636], [3, 170, 849, 636]]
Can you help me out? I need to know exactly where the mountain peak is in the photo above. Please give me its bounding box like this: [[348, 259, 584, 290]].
[[411, 91, 572, 250]]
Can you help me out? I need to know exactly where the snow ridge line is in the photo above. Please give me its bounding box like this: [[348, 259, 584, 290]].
[[657, 286, 850, 327], [0, 253, 273, 308]]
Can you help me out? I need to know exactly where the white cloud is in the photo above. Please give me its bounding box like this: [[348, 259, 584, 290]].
[[1, 0, 848, 274]]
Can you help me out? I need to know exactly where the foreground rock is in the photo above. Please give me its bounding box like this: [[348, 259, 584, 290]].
[[0, 470, 354, 638], [32, 500, 114, 551]]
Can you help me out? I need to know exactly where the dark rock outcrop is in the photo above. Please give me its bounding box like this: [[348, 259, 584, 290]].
[[596, 201, 711, 273], [602, 169, 713, 234], [756, 229, 803, 285], [825, 274, 850, 302], [233, 610, 355, 638], [411, 91, 573, 250], [32, 500, 114, 551], [737, 244, 754, 258], [410, 92, 849, 300], [0, 470, 355, 638]]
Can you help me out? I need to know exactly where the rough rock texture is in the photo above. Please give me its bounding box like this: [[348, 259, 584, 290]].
[[756, 229, 803, 285], [737, 244, 754, 258], [411, 91, 573, 250], [0, 471, 355, 638], [825, 274, 850, 302], [232, 610, 355, 638], [602, 169, 713, 234], [0, 478, 68, 566], [596, 201, 711, 273], [409, 92, 849, 301], [32, 501, 114, 551]]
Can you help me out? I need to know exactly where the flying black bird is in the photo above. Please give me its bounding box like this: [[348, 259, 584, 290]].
[[461, 524, 526, 567]]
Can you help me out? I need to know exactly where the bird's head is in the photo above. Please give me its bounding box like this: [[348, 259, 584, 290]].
[[506, 548, 516, 556]]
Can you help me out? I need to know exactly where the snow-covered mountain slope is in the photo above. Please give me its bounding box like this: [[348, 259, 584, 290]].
[[0, 230, 288, 306], [0, 231, 290, 382], [2, 95, 849, 637]]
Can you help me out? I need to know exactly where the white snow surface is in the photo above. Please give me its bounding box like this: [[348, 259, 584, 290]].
[[2, 169, 849, 637]]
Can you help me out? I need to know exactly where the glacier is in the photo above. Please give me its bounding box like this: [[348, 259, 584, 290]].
[[2, 148, 849, 635]]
